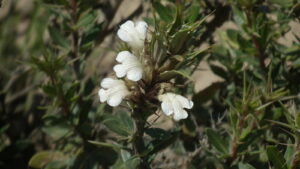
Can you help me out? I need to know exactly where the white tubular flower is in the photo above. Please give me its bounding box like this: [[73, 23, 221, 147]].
[[117, 20, 148, 49], [158, 93, 194, 121], [113, 51, 143, 81], [98, 78, 130, 107]]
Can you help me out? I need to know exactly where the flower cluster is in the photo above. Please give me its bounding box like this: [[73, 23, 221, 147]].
[[98, 20, 193, 121]]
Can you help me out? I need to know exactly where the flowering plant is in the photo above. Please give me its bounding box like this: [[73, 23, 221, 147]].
[[1, 0, 300, 169]]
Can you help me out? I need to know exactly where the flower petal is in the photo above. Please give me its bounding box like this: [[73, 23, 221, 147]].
[[136, 21, 148, 39], [175, 95, 193, 109], [101, 78, 115, 88], [98, 89, 108, 102], [161, 101, 173, 116], [120, 20, 135, 31], [173, 110, 188, 121], [107, 95, 123, 107], [127, 68, 143, 81], [113, 64, 127, 78], [116, 51, 132, 63], [117, 21, 135, 42], [117, 29, 131, 42]]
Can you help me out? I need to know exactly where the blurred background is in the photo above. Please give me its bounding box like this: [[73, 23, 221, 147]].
[[1, 0, 300, 168]]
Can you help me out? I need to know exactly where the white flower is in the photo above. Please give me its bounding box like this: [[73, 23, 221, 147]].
[[113, 51, 143, 81], [117, 20, 148, 49], [98, 78, 130, 107], [158, 93, 194, 121]]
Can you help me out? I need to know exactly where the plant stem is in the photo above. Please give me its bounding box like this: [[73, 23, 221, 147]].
[[245, 10, 266, 71], [132, 108, 150, 169], [69, 0, 81, 79], [229, 114, 245, 162]]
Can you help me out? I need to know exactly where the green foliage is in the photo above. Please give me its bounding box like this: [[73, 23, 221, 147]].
[[1, 0, 300, 169]]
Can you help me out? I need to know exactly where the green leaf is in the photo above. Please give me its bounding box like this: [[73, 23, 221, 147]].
[[266, 146, 288, 169], [238, 163, 255, 169], [88, 140, 124, 151], [42, 123, 72, 141], [28, 151, 65, 169], [143, 131, 178, 156], [42, 84, 57, 98], [176, 47, 209, 69], [168, 6, 182, 35], [169, 25, 192, 54], [81, 25, 102, 46], [186, 2, 200, 23], [158, 70, 193, 82], [103, 112, 134, 137], [169, 15, 210, 54], [238, 162, 256, 169], [266, 120, 295, 131], [206, 128, 228, 154], [269, 0, 293, 7], [153, 1, 173, 23], [0, 124, 10, 134], [48, 28, 70, 50], [232, 7, 247, 27], [210, 64, 228, 79], [284, 139, 294, 165], [112, 157, 141, 169], [75, 11, 97, 29], [145, 128, 170, 140], [292, 57, 300, 69]]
